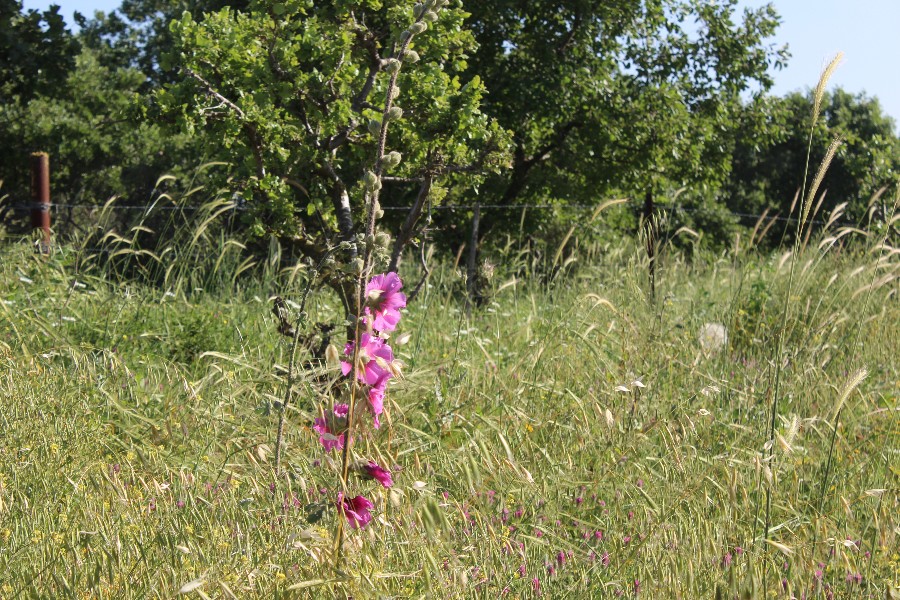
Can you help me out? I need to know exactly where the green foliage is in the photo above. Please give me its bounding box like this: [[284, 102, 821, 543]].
[[155, 0, 510, 290], [0, 47, 197, 205], [728, 88, 900, 242], [464, 0, 788, 239], [0, 0, 79, 100]]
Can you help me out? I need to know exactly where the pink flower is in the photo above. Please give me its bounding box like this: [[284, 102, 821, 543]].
[[365, 272, 406, 332], [336, 493, 374, 529], [313, 404, 349, 451], [361, 461, 393, 487], [342, 333, 394, 386], [368, 381, 386, 427]]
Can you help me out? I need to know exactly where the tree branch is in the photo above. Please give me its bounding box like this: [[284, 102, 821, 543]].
[[184, 67, 266, 180], [389, 176, 433, 272]]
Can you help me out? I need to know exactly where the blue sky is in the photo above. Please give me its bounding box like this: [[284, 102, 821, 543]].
[[22, 0, 900, 127]]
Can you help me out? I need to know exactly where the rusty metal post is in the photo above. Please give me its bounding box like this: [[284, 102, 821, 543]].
[[30, 152, 51, 253]]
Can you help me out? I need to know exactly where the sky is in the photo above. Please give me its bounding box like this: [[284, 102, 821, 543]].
[[21, 0, 900, 128]]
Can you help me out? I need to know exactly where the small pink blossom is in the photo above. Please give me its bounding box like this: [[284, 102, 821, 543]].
[[367, 382, 386, 427], [336, 493, 374, 529], [341, 333, 394, 387], [360, 461, 393, 487], [365, 272, 406, 332], [313, 404, 349, 451]]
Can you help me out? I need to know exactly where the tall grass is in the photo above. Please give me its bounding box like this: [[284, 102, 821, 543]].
[[0, 168, 897, 597]]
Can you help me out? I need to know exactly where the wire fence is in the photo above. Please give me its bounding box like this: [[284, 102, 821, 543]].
[[0, 197, 854, 228]]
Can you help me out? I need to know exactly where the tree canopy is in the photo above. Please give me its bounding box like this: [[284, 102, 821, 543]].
[[1, 0, 898, 257]]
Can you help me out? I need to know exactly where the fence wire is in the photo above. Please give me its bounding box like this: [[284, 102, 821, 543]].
[[0, 198, 852, 228]]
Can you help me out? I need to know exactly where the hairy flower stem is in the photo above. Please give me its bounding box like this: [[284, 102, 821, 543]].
[[334, 15, 428, 566], [359, 17, 422, 299], [274, 261, 324, 478]]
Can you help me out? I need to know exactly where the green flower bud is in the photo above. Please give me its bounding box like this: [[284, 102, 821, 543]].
[[384, 58, 401, 74], [383, 151, 402, 169], [409, 21, 427, 35], [423, 10, 438, 22], [389, 86, 401, 100], [349, 258, 364, 274], [367, 118, 382, 136], [375, 231, 391, 247], [365, 234, 376, 251], [403, 50, 420, 63], [363, 171, 379, 191], [400, 30, 412, 42], [413, 3, 425, 18], [386, 106, 403, 121]]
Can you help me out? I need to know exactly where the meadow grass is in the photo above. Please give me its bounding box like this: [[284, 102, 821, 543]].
[[0, 207, 897, 599]]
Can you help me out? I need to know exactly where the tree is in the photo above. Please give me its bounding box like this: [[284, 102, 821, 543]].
[[462, 0, 788, 238], [0, 0, 79, 101], [727, 88, 900, 241], [155, 0, 510, 311], [0, 46, 197, 210]]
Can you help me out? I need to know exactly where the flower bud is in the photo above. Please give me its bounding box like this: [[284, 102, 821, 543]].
[[375, 231, 391, 248], [386, 106, 403, 121], [325, 344, 341, 368], [403, 50, 420, 63], [383, 151, 402, 169], [389, 85, 401, 100], [409, 22, 427, 35], [384, 58, 401, 74], [367, 118, 382, 136], [349, 257, 364, 274], [400, 30, 412, 42], [363, 170, 379, 190], [413, 3, 425, 19], [423, 10, 438, 22], [365, 234, 376, 251]]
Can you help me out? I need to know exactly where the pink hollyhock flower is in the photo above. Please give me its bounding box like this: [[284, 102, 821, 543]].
[[342, 333, 394, 386], [336, 493, 374, 529], [361, 461, 393, 488], [365, 272, 406, 332], [313, 403, 349, 451], [368, 381, 386, 428]]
